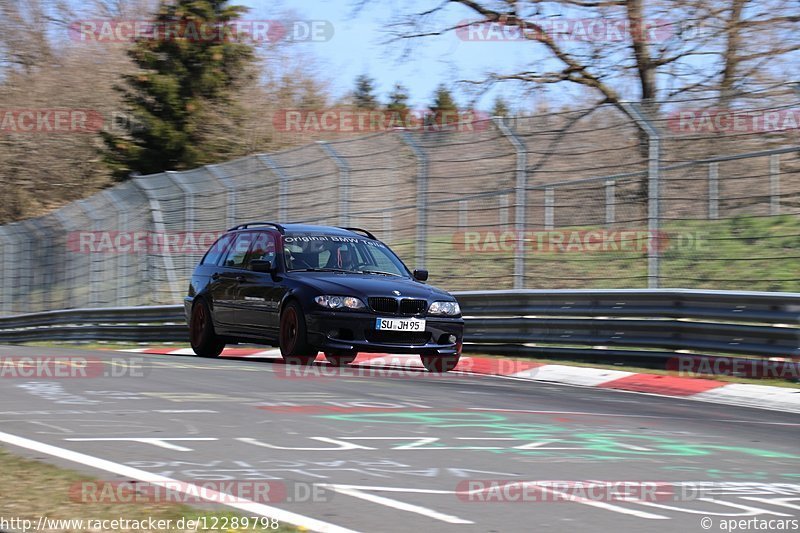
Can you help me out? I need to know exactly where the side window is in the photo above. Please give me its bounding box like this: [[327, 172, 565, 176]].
[[201, 234, 233, 266], [221, 233, 253, 269], [245, 232, 277, 269]]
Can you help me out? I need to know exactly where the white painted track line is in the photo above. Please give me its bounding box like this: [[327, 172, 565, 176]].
[[510, 365, 635, 386], [0, 431, 361, 533]]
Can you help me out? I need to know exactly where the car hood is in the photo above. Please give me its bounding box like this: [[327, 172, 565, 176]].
[[294, 272, 453, 300]]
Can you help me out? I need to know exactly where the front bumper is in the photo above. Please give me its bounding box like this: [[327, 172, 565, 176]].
[[306, 310, 464, 356]]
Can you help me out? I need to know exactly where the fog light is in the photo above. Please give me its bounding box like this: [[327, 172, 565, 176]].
[[448, 335, 457, 343]]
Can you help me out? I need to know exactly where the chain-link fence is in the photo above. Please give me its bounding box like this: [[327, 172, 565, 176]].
[[1, 93, 798, 315]]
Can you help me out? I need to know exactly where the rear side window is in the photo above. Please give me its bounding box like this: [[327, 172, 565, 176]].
[[222, 232, 254, 268], [200, 234, 233, 266], [245, 232, 277, 269]]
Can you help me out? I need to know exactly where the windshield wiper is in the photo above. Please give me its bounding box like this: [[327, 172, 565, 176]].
[[295, 268, 351, 273], [357, 270, 402, 277]]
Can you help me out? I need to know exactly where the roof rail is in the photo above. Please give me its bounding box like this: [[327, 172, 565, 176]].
[[227, 222, 286, 234], [340, 227, 377, 240]]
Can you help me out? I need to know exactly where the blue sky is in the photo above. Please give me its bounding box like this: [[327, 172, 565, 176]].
[[241, 0, 538, 110]]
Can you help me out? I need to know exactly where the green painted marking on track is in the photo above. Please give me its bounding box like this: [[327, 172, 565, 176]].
[[320, 411, 799, 460]]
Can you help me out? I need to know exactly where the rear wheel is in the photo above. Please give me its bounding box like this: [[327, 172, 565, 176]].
[[420, 354, 460, 373], [279, 301, 317, 365], [325, 352, 358, 366], [189, 300, 225, 358]]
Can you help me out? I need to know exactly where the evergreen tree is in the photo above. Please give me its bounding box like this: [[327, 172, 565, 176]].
[[428, 84, 459, 129], [387, 83, 410, 113], [492, 96, 510, 117], [353, 74, 378, 109], [103, 0, 255, 179], [385, 82, 410, 128]]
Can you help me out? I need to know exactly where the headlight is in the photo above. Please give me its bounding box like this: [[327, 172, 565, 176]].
[[314, 295, 366, 310], [428, 301, 461, 316]]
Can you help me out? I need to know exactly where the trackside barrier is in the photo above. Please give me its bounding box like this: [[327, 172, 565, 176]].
[[0, 290, 797, 365]]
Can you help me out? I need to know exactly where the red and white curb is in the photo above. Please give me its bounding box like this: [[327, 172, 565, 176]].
[[120, 347, 800, 414]]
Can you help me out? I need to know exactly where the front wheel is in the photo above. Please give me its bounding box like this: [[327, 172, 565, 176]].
[[189, 300, 225, 358], [279, 301, 318, 365], [420, 354, 460, 373], [325, 352, 358, 366]]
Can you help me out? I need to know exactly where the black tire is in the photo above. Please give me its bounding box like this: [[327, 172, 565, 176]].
[[189, 299, 225, 358], [279, 301, 317, 365], [420, 354, 460, 373], [325, 351, 358, 366]]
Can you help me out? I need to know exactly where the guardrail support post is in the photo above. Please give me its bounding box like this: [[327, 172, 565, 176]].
[[708, 163, 719, 219], [257, 155, 290, 223], [400, 131, 428, 269], [770, 154, 780, 215], [494, 117, 527, 289], [318, 142, 351, 227], [622, 102, 662, 289]]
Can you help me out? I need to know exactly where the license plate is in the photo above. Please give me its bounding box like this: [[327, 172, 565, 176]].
[[375, 318, 426, 331]]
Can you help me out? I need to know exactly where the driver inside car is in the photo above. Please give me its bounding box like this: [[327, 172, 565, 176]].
[[333, 245, 357, 270]]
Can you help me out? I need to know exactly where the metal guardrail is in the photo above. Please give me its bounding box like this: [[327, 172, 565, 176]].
[[0, 290, 797, 364], [456, 289, 800, 364], [0, 305, 188, 343]]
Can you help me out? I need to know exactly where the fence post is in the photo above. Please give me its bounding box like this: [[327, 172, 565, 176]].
[[708, 162, 719, 220], [132, 175, 183, 304], [494, 117, 527, 290], [76, 199, 104, 307], [544, 187, 555, 230], [103, 189, 129, 304], [166, 171, 194, 233], [399, 131, 428, 269], [206, 164, 237, 228], [0, 227, 14, 315], [258, 155, 290, 223], [622, 102, 661, 289], [383, 211, 393, 244], [318, 141, 351, 226], [53, 210, 78, 309], [770, 154, 780, 215], [605, 180, 616, 226], [499, 196, 509, 229]]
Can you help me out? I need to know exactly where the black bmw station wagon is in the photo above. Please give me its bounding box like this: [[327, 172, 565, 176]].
[[185, 222, 464, 372]]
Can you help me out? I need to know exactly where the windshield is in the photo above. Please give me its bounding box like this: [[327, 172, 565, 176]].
[[282, 234, 410, 277]]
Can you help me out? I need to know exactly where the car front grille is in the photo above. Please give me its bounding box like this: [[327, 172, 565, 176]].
[[399, 299, 427, 315], [369, 297, 398, 314], [368, 297, 427, 315], [365, 330, 432, 346]]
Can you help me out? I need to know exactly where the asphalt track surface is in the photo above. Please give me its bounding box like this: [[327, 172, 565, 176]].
[[0, 344, 798, 533]]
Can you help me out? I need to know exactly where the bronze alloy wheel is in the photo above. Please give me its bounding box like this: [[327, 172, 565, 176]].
[[279, 301, 317, 364], [189, 300, 225, 358]]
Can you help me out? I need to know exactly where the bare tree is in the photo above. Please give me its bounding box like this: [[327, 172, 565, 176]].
[[388, 0, 800, 112]]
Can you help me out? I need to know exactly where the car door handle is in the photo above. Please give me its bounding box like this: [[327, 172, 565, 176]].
[[236, 276, 246, 283], [211, 273, 220, 280]]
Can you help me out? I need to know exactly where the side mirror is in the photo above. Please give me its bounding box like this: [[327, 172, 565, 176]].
[[251, 259, 273, 273], [413, 269, 429, 281]]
